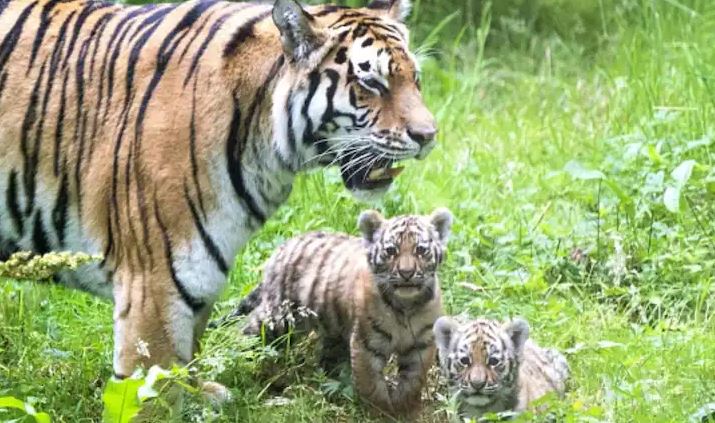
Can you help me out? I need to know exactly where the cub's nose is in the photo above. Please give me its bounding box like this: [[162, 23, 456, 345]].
[[398, 267, 416, 281], [470, 379, 486, 391], [408, 123, 438, 146]]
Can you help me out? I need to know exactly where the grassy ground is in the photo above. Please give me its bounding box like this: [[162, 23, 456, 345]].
[[2, 0, 715, 421]]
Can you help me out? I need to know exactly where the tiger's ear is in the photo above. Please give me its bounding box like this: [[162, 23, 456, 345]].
[[504, 317, 530, 355], [272, 0, 325, 64], [430, 207, 453, 244], [434, 316, 457, 355], [367, 0, 412, 22], [358, 210, 385, 243]]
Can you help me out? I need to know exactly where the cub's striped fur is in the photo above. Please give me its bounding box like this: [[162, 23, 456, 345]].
[[0, 0, 436, 380], [434, 316, 569, 419], [221, 208, 452, 417]]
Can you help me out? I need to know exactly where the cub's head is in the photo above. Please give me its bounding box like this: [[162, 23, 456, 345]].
[[433, 317, 530, 414], [358, 208, 452, 307], [272, 0, 436, 199]]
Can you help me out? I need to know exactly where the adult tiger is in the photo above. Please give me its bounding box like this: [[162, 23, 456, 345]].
[[0, 0, 436, 382]]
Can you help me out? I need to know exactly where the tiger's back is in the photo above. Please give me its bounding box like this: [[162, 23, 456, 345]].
[[518, 340, 570, 409], [241, 231, 367, 339]]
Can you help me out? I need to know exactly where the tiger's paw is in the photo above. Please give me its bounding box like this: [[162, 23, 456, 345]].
[[201, 381, 232, 407]]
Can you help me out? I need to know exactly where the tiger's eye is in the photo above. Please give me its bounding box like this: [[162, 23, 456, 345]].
[[459, 356, 471, 366], [415, 245, 428, 256], [487, 356, 500, 367], [385, 246, 398, 256]]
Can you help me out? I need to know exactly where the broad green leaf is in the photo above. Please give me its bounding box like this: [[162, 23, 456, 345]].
[[564, 160, 605, 180], [663, 186, 681, 213], [0, 397, 51, 423], [671, 160, 696, 187], [102, 378, 144, 423], [32, 413, 51, 423], [0, 397, 26, 410]]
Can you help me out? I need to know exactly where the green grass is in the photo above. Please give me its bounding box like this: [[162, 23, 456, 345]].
[[3, 0, 715, 421]]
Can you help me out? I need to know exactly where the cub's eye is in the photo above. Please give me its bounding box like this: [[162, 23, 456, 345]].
[[487, 356, 501, 367], [415, 244, 428, 256], [385, 245, 398, 256], [358, 78, 388, 96], [459, 356, 471, 366]]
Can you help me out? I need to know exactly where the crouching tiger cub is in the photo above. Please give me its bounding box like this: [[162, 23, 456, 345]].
[[434, 316, 569, 419], [217, 208, 452, 417]]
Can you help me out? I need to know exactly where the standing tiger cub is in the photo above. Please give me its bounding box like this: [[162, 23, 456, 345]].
[[434, 316, 570, 419], [0, 0, 436, 382], [219, 208, 452, 418]]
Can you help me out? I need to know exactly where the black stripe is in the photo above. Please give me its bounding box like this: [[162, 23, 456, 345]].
[[102, 5, 162, 121], [32, 211, 51, 254], [360, 336, 387, 361], [6, 170, 23, 234], [222, 9, 271, 57], [0, 71, 6, 101], [369, 317, 392, 341], [51, 171, 69, 247], [177, 6, 221, 62], [61, 2, 113, 70], [27, 0, 63, 73], [123, 5, 178, 109], [154, 193, 204, 312], [300, 70, 321, 143], [306, 242, 331, 311], [0, 1, 37, 74], [398, 340, 430, 356], [0, 0, 9, 16], [182, 3, 254, 85], [54, 72, 69, 176], [313, 5, 348, 17], [226, 95, 265, 223], [188, 77, 206, 217], [182, 6, 240, 86], [184, 182, 229, 274], [20, 59, 46, 216]]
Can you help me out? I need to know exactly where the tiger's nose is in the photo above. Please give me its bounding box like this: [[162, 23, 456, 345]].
[[407, 123, 438, 146], [470, 379, 486, 391], [398, 267, 416, 280]]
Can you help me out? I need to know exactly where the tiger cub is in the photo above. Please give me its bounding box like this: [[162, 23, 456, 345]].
[[220, 208, 452, 418], [433, 316, 569, 419]]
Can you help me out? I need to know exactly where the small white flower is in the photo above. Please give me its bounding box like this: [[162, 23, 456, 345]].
[[135, 338, 151, 358]]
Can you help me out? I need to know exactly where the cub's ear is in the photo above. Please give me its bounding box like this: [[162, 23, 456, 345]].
[[430, 207, 453, 244], [504, 317, 530, 355], [358, 210, 385, 243], [434, 316, 457, 354], [367, 0, 411, 22], [272, 0, 324, 63]]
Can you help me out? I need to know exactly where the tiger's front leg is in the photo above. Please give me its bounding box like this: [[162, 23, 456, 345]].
[[391, 342, 436, 417], [111, 268, 196, 378], [349, 328, 395, 417]]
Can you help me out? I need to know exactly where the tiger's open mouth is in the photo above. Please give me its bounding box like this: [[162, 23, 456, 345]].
[[339, 151, 405, 191]]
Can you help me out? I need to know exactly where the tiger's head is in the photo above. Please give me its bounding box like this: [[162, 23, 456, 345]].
[[357, 208, 452, 308], [433, 317, 530, 415], [271, 0, 436, 199]]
